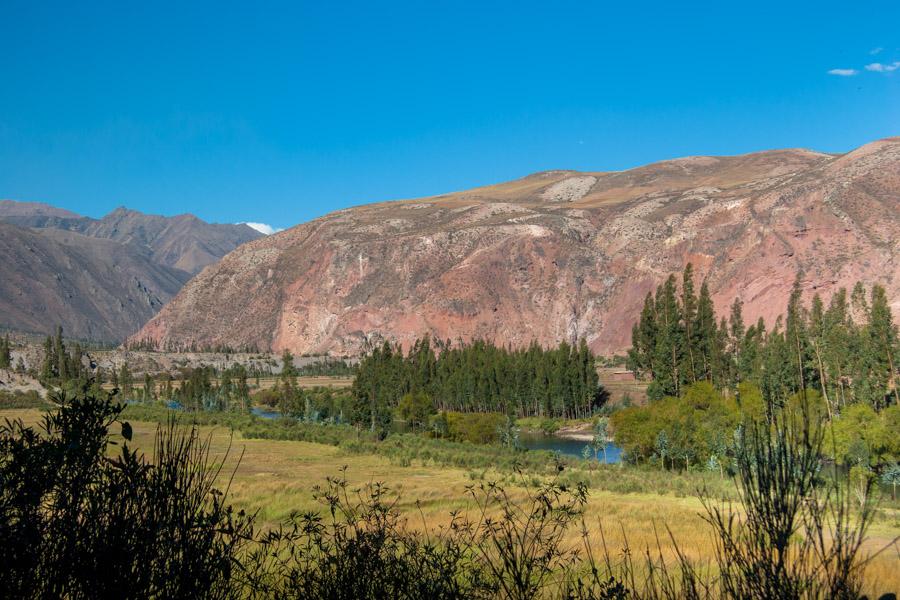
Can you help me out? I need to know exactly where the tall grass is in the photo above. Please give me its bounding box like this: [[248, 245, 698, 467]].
[[122, 404, 738, 499], [2, 391, 895, 598]]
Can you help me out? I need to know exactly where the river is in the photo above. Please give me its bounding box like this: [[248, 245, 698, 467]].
[[518, 433, 623, 464], [249, 407, 623, 463]]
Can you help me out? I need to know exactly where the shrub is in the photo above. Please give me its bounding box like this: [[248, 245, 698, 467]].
[[0, 389, 252, 598], [397, 390, 434, 431], [0, 389, 47, 409], [443, 411, 507, 444]]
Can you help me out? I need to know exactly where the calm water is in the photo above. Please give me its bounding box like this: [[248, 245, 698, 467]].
[[247, 407, 622, 463], [250, 407, 282, 420], [519, 433, 623, 464]]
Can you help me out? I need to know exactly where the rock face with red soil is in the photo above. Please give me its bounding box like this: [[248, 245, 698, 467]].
[[133, 138, 900, 356]]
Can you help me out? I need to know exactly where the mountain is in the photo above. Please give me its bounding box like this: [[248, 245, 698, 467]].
[[134, 138, 900, 356], [0, 224, 190, 341], [0, 204, 263, 275], [0, 199, 81, 219], [0, 202, 264, 340]]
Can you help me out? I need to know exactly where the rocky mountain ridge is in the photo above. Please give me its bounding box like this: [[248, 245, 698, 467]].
[[0, 203, 262, 275], [122, 137, 898, 355], [0, 203, 264, 341]]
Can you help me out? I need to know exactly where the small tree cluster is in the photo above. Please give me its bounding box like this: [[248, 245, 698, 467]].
[[170, 365, 252, 412], [39, 326, 88, 388]]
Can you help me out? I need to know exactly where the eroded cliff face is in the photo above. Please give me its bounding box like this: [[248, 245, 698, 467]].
[[134, 138, 900, 356]]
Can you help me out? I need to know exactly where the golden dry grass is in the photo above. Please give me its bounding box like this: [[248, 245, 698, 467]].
[[3, 408, 898, 595]]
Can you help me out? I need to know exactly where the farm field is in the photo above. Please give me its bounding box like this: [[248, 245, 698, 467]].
[[3, 407, 897, 596]]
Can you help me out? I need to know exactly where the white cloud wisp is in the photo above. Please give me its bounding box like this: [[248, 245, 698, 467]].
[[865, 61, 900, 72]]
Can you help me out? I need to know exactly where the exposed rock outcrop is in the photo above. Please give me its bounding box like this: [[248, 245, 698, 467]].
[[134, 138, 900, 356]]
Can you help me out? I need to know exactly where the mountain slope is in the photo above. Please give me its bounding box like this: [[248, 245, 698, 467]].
[[134, 138, 900, 356], [0, 205, 263, 275], [0, 224, 190, 341], [0, 200, 81, 219]]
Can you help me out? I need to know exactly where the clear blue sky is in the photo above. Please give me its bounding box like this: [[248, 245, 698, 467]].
[[1, 1, 898, 231]]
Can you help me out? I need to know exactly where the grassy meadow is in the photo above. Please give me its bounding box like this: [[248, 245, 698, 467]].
[[3, 406, 898, 595]]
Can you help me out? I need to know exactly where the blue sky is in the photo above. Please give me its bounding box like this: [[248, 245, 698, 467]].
[[1, 1, 898, 231]]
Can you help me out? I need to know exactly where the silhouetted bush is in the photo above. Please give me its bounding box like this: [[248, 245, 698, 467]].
[[0, 388, 252, 598], [239, 469, 620, 600]]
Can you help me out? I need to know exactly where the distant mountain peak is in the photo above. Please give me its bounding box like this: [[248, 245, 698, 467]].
[[0, 199, 82, 219], [0, 201, 264, 340]]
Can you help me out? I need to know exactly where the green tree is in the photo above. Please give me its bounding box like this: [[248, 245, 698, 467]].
[[593, 417, 609, 464], [680, 264, 699, 383], [627, 292, 658, 380], [54, 326, 67, 383], [119, 363, 134, 399], [728, 297, 746, 386], [0, 335, 11, 369], [864, 284, 899, 408], [694, 280, 718, 384], [652, 275, 683, 399], [143, 373, 155, 402], [40, 335, 54, 381], [397, 390, 434, 431], [785, 274, 814, 393]]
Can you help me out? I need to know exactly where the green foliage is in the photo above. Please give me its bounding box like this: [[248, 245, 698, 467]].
[[352, 336, 606, 434], [39, 326, 89, 389], [0, 334, 11, 369], [610, 382, 742, 470], [0, 388, 253, 598], [168, 364, 253, 413], [537, 417, 561, 436], [625, 268, 900, 482], [628, 268, 900, 414], [438, 411, 507, 444], [293, 356, 355, 377], [278, 386, 353, 423], [0, 389, 47, 409], [826, 402, 899, 468], [397, 390, 434, 431]]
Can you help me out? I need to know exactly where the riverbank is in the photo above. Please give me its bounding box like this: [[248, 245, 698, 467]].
[[515, 417, 604, 442], [554, 422, 596, 441]]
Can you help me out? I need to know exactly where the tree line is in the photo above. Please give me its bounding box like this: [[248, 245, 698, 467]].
[[627, 265, 899, 411], [349, 337, 605, 433], [620, 266, 900, 486]]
